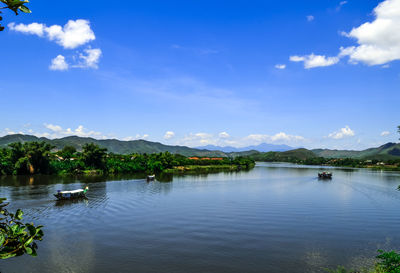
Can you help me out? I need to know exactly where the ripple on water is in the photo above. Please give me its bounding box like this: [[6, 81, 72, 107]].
[[1, 165, 400, 273]]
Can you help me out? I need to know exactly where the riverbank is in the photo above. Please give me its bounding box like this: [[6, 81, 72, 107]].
[[163, 164, 254, 174]]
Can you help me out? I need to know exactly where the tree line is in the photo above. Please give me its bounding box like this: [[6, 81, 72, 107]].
[[0, 142, 255, 175]]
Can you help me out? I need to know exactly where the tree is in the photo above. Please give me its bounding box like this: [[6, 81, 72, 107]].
[[81, 143, 107, 170], [9, 142, 53, 174], [0, 198, 44, 259], [0, 0, 31, 31], [58, 146, 77, 160], [398, 126, 400, 139]]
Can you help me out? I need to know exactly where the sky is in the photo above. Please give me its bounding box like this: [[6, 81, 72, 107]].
[[0, 0, 399, 150]]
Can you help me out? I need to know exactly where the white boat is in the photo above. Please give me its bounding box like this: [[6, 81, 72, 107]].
[[318, 172, 332, 179], [147, 175, 155, 181], [54, 186, 89, 200]]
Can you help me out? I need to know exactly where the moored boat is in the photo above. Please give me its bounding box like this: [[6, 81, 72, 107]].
[[54, 186, 89, 200], [318, 172, 332, 179], [147, 175, 155, 181]]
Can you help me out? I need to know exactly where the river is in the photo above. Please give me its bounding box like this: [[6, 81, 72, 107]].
[[1, 163, 400, 272]]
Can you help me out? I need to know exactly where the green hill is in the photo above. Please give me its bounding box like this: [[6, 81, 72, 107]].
[[1, 134, 399, 161], [0, 134, 228, 157], [312, 142, 400, 160], [250, 148, 317, 162]]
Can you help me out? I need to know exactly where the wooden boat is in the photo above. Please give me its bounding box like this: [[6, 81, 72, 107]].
[[54, 186, 89, 200], [147, 175, 155, 181], [318, 172, 332, 179]]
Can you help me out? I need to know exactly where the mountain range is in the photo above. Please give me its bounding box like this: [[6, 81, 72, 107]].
[[0, 134, 399, 160], [195, 143, 294, 153]]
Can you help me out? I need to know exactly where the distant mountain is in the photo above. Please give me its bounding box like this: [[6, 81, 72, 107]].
[[1, 134, 399, 160], [196, 143, 294, 153], [0, 134, 228, 157], [312, 142, 400, 160]]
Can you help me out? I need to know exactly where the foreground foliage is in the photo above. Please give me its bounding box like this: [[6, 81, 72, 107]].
[[0, 0, 31, 31], [0, 198, 43, 259], [328, 250, 400, 273]]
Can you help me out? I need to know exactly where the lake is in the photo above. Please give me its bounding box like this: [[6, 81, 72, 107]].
[[1, 163, 400, 273]]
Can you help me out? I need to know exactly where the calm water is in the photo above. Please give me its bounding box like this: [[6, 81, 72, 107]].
[[1, 163, 400, 273]]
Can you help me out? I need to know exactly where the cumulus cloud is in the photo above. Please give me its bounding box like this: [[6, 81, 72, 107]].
[[164, 131, 175, 140], [178, 131, 306, 147], [123, 134, 149, 141], [339, 0, 400, 65], [290, 54, 339, 69], [381, 131, 390, 136], [9, 20, 95, 49], [328, 126, 355, 139], [44, 123, 105, 138], [50, 47, 101, 71], [219, 132, 230, 138], [49, 55, 69, 71], [275, 64, 286, 69], [246, 132, 305, 143], [307, 15, 314, 22], [73, 47, 102, 69], [289, 0, 400, 68], [9, 20, 101, 70]]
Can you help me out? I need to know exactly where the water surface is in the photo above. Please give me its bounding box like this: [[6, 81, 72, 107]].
[[1, 163, 400, 273]]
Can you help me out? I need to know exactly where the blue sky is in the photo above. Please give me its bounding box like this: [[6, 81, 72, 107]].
[[0, 0, 399, 149]]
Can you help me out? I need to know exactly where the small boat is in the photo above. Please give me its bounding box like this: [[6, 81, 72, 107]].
[[54, 186, 89, 200], [147, 175, 155, 181], [318, 172, 332, 179]]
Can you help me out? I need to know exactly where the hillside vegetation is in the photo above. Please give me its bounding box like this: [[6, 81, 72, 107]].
[[0, 134, 227, 157]]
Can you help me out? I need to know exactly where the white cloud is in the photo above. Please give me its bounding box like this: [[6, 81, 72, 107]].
[[328, 126, 355, 139], [275, 64, 286, 69], [74, 47, 102, 69], [307, 15, 314, 22], [164, 131, 175, 140], [8, 22, 45, 36], [289, 0, 400, 68], [49, 55, 69, 71], [219, 132, 230, 138], [337, 1, 348, 11], [177, 131, 307, 147], [381, 131, 390, 136], [123, 134, 149, 141], [49, 48, 101, 71], [290, 54, 339, 69], [246, 132, 305, 143], [44, 123, 104, 139], [9, 20, 95, 49], [9, 20, 101, 70], [339, 0, 400, 65]]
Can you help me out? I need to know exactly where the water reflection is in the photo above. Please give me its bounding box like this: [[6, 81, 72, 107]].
[[54, 198, 89, 207]]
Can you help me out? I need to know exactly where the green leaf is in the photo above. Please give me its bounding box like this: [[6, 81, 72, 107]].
[[15, 209, 23, 220], [26, 224, 36, 236], [10, 224, 18, 235], [0, 253, 17, 259], [24, 246, 32, 255], [0, 233, 4, 247], [24, 237, 33, 246], [18, 5, 30, 13]]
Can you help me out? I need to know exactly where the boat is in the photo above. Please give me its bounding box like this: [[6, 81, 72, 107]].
[[147, 175, 155, 181], [318, 172, 332, 179], [54, 186, 89, 200]]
